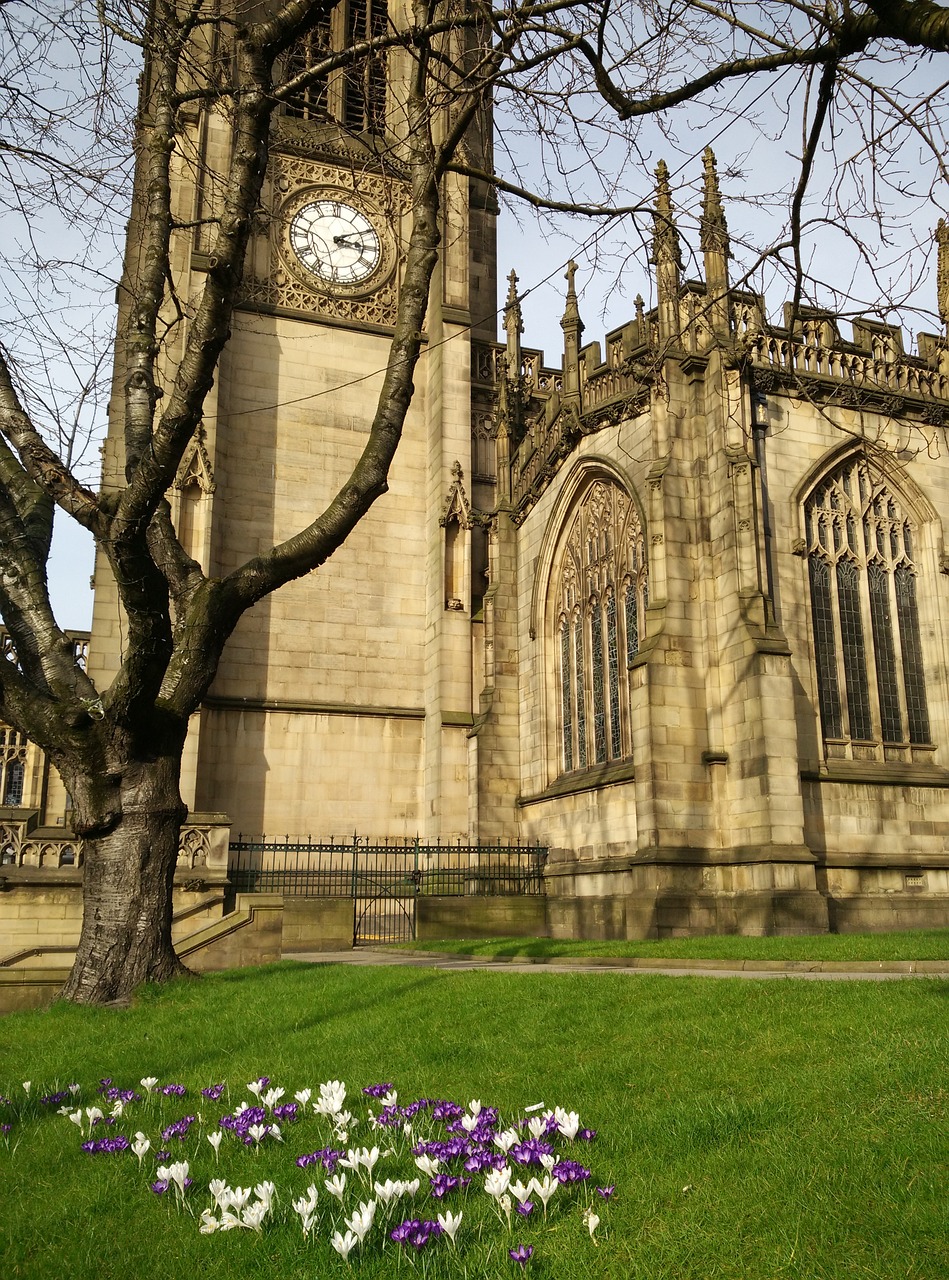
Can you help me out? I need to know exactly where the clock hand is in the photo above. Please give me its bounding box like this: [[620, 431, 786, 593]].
[[333, 234, 365, 250]]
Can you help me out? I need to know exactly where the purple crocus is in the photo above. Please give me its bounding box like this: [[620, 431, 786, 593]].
[[390, 1219, 444, 1250], [552, 1159, 591, 1183], [201, 1084, 225, 1101], [362, 1082, 395, 1098], [596, 1184, 616, 1200], [509, 1243, 534, 1267]]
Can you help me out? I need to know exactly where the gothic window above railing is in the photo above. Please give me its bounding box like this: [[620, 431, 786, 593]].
[[555, 479, 647, 774], [284, 0, 388, 133], [0, 724, 27, 805], [804, 455, 932, 759]]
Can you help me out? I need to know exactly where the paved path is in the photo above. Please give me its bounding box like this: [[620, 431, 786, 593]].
[[285, 948, 949, 981]]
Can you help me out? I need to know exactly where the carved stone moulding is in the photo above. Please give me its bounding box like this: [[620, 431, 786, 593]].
[[242, 152, 410, 328]]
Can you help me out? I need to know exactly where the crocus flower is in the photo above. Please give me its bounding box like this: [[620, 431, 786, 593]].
[[344, 1199, 376, 1244], [584, 1206, 600, 1242], [325, 1172, 347, 1200], [207, 1131, 222, 1160], [437, 1208, 462, 1244], [140, 1078, 158, 1093], [131, 1132, 151, 1164], [596, 1184, 615, 1200], [330, 1228, 358, 1260], [484, 1166, 512, 1198], [509, 1243, 534, 1267]]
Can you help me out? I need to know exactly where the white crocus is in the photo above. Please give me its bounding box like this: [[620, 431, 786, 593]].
[[198, 1210, 220, 1234], [140, 1077, 158, 1093], [219, 1210, 242, 1232], [68, 1109, 83, 1130], [294, 1088, 312, 1107], [228, 1186, 251, 1211], [22, 1081, 31, 1095], [165, 1161, 191, 1201], [468, 1099, 482, 1117], [484, 1166, 512, 1199], [209, 1179, 230, 1212], [381, 1090, 398, 1107], [85, 1106, 103, 1133], [247, 1124, 267, 1144], [68, 1083, 80, 1096], [584, 1206, 601, 1242], [110, 1100, 124, 1119], [207, 1130, 223, 1160], [330, 1229, 359, 1260], [540, 1153, 556, 1172], [494, 1128, 519, 1154], [437, 1208, 463, 1244], [131, 1132, 151, 1165], [530, 1174, 559, 1211], [509, 1178, 533, 1206], [242, 1201, 268, 1233], [344, 1199, 376, 1244], [414, 1153, 441, 1176], [293, 1186, 319, 1221], [460, 1113, 480, 1133], [527, 1115, 548, 1139], [314, 1079, 346, 1117], [340, 1145, 379, 1179], [325, 1172, 347, 1200], [372, 1179, 400, 1203], [254, 1181, 276, 1210], [246, 1080, 262, 1098], [555, 1108, 581, 1141], [261, 1087, 285, 1109]]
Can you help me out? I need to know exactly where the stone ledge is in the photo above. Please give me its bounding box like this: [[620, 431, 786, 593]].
[[518, 760, 636, 805], [802, 762, 949, 787]]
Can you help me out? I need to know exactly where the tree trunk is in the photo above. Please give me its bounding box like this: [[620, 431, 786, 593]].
[[61, 754, 190, 1004]]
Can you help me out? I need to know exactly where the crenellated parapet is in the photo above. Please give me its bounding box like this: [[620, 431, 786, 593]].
[[493, 155, 949, 523]]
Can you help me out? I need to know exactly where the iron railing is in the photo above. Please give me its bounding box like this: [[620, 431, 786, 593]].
[[228, 837, 547, 898]]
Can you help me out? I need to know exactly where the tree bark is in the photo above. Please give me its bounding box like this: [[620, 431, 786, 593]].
[[61, 752, 190, 1004]]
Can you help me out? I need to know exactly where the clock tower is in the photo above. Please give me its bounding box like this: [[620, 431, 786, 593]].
[[89, 0, 498, 841]]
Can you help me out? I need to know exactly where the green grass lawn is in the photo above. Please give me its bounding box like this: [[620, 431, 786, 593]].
[[2, 961, 949, 1278], [398, 928, 949, 962]]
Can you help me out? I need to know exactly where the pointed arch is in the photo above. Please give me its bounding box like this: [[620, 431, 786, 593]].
[[800, 449, 933, 755], [544, 467, 647, 774]]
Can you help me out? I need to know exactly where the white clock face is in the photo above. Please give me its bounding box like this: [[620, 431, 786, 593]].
[[290, 199, 382, 286]]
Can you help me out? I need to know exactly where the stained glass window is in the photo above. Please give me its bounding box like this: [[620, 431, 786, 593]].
[[555, 479, 647, 773], [804, 456, 931, 754]]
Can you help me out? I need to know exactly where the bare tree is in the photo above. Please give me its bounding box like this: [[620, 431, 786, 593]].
[[0, 0, 599, 1005], [2, 0, 949, 1005]]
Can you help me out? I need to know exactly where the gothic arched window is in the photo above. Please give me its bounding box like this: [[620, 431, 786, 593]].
[[804, 456, 931, 754], [285, 0, 389, 134], [0, 724, 27, 806], [555, 479, 647, 773]]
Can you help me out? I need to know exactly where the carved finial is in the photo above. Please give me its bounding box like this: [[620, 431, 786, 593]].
[[451, 459, 463, 482], [651, 159, 682, 269], [938, 220, 949, 331], [506, 269, 519, 308], [700, 146, 730, 259], [504, 268, 523, 347], [561, 260, 583, 333]]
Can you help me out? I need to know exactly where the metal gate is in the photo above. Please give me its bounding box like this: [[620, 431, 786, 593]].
[[352, 852, 420, 945], [228, 837, 547, 946]]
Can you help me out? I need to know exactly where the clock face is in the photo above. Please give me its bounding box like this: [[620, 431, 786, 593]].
[[289, 199, 382, 286]]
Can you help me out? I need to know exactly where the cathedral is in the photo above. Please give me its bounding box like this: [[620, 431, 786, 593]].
[[13, 0, 949, 942]]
